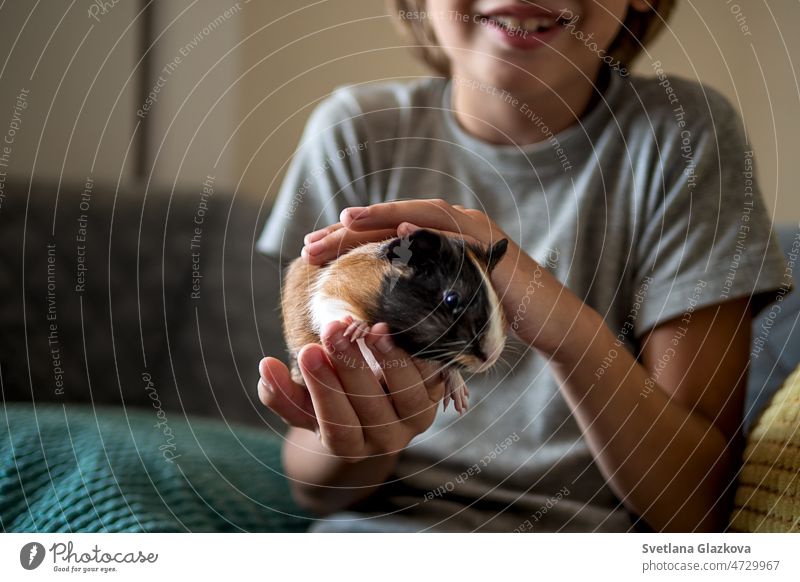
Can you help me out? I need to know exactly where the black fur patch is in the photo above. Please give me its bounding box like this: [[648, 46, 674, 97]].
[[371, 229, 500, 365]]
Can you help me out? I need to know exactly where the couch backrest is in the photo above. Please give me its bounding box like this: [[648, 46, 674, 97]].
[[746, 223, 800, 429], [0, 181, 285, 427]]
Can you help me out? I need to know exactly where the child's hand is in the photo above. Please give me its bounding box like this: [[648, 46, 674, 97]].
[[301, 199, 580, 355], [301, 199, 506, 263], [258, 320, 445, 462]]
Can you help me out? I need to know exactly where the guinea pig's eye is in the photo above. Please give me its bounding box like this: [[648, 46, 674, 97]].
[[443, 290, 462, 313]]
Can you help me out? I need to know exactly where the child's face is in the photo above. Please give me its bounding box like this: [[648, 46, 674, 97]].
[[428, 1, 647, 94]]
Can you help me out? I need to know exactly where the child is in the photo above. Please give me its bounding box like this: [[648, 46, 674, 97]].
[[256, 0, 789, 532]]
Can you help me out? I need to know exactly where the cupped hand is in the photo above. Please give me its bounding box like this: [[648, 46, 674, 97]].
[[258, 320, 445, 462]]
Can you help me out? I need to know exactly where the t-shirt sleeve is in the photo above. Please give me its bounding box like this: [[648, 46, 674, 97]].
[[256, 88, 371, 262], [633, 87, 792, 337]]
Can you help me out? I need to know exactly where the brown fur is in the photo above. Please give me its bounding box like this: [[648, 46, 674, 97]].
[[281, 258, 323, 383], [281, 242, 395, 384]]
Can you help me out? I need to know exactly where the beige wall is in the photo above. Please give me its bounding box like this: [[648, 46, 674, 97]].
[[148, 0, 242, 192], [630, 0, 800, 223], [0, 0, 241, 192], [236, 1, 425, 203], [0, 2, 139, 187]]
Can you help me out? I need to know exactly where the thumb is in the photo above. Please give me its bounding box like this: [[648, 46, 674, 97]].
[[259, 357, 318, 431]]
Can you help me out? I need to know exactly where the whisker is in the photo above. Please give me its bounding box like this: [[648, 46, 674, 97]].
[[419, 346, 458, 353], [433, 345, 471, 355], [437, 341, 469, 348], [416, 350, 459, 359], [502, 346, 525, 357], [498, 356, 512, 368]]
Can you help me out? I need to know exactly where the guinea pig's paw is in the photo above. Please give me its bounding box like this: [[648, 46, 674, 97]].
[[342, 317, 371, 342], [454, 388, 468, 415], [443, 370, 469, 415]]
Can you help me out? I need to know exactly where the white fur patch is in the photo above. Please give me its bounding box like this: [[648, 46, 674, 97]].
[[309, 269, 359, 333], [475, 265, 506, 372]]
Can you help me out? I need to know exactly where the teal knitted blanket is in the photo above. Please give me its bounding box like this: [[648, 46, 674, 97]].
[[0, 404, 312, 532]]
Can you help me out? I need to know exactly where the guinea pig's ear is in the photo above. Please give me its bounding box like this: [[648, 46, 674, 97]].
[[470, 238, 509, 272], [486, 238, 509, 273], [383, 228, 442, 272]]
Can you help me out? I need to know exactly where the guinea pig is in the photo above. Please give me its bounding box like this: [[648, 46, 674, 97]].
[[280, 228, 509, 414]]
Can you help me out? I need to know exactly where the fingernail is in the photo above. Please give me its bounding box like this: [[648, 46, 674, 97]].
[[260, 377, 274, 394], [305, 241, 323, 256], [305, 349, 325, 370], [304, 230, 326, 244], [376, 333, 393, 354], [398, 222, 420, 235], [345, 207, 368, 221], [259, 358, 270, 377]]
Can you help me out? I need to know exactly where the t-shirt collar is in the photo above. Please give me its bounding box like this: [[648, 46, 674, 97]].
[[439, 65, 624, 174]]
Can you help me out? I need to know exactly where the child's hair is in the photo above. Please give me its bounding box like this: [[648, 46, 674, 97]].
[[388, 0, 676, 76]]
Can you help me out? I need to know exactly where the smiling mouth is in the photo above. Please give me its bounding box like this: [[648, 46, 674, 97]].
[[478, 12, 572, 36]]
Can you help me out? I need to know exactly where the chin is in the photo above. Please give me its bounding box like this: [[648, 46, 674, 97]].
[[470, 58, 568, 97]]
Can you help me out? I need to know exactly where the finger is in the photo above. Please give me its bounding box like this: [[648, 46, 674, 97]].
[[321, 320, 400, 429], [453, 203, 491, 223], [462, 207, 491, 222], [452, 204, 489, 219], [297, 344, 365, 457], [396, 221, 485, 249], [302, 227, 398, 265], [341, 199, 481, 240], [409, 356, 447, 403], [303, 223, 344, 245], [364, 323, 441, 423], [258, 357, 317, 431]]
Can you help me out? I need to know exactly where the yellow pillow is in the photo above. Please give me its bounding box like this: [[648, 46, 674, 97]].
[[730, 364, 800, 532]]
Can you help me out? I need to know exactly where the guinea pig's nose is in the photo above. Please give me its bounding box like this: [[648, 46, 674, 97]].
[[471, 343, 486, 361]]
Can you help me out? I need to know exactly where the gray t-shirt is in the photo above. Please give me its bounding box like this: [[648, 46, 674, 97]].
[[256, 68, 789, 532]]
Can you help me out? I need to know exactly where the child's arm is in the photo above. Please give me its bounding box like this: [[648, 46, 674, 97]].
[[279, 426, 403, 516], [550, 294, 749, 532], [303, 199, 750, 531], [259, 321, 444, 515]]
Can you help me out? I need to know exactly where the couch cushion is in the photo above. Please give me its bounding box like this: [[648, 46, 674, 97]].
[[0, 403, 311, 532], [746, 223, 800, 430], [731, 364, 800, 531]]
